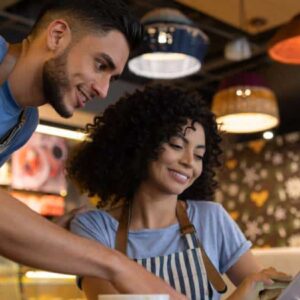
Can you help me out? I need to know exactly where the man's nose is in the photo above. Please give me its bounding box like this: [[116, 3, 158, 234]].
[[91, 76, 110, 99]]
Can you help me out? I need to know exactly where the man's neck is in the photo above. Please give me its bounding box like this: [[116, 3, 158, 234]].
[[6, 37, 46, 108], [0, 42, 20, 85]]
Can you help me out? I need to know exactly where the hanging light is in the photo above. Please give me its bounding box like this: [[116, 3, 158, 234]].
[[128, 8, 209, 79], [212, 72, 280, 134], [224, 37, 252, 61], [224, 0, 252, 61], [268, 14, 300, 64]]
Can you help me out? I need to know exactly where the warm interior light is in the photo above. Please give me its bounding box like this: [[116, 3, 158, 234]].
[[36, 124, 87, 141], [128, 8, 208, 79], [25, 271, 75, 279], [128, 52, 201, 79], [212, 75, 280, 134], [217, 113, 279, 133], [141, 52, 187, 61], [268, 14, 300, 64], [268, 36, 300, 64], [263, 131, 274, 140]]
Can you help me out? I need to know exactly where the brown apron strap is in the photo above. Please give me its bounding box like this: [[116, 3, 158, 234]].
[[115, 202, 131, 254], [176, 201, 227, 294]]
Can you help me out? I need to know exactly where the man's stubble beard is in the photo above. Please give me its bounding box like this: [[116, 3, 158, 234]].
[[42, 48, 73, 118]]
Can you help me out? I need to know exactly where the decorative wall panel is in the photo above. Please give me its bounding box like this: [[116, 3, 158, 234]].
[[216, 132, 300, 247]]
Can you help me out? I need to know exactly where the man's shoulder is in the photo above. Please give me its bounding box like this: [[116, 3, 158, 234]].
[[12, 107, 39, 147], [0, 35, 8, 63], [23, 107, 39, 131]]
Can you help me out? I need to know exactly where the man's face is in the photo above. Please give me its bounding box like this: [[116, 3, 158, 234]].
[[43, 30, 130, 118]]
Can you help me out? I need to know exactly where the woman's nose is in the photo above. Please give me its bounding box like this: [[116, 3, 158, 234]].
[[180, 150, 193, 167]]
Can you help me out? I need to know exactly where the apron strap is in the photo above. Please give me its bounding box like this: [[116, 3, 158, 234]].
[[176, 201, 227, 294], [115, 200, 227, 294], [115, 201, 131, 254]]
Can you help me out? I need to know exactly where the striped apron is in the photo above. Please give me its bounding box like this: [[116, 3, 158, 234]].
[[115, 201, 227, 300]]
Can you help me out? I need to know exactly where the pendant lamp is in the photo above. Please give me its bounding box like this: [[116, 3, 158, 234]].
[[224, 37, 252, 61], [128, 8, 209, 79], [268, 14, 300, 64], [212, 72, 280, 134], [224, 0, 252, 61]]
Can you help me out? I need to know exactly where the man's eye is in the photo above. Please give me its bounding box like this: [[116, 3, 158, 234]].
[[95, 61, 107, 71], [110, 76, 117, 83]]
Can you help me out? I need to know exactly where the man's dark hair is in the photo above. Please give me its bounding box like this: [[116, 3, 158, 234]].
[[67, 84, 222, 206], [31, 0, 143, 51]]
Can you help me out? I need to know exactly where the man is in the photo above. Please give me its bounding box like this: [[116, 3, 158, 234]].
[[0, 0, 185, 298]]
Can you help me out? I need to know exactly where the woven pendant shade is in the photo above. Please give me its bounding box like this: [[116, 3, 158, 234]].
[[212, 73, 280, 133], [268, 14, 300, 64]]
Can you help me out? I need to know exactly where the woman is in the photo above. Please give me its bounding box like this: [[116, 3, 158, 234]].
[[68, 85, 288, 300]]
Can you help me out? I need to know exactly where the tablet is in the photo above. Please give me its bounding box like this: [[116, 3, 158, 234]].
[[277, 272, 300, 300]]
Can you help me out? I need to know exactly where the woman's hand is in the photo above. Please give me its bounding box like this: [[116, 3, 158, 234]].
[[226, 267, 291, 300]]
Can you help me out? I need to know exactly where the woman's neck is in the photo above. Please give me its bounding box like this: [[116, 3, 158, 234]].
[[130, 186, 178, 230]]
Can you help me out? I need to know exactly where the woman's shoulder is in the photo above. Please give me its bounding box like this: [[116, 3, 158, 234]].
[[186, 200, 227, 222], [75, 198, 127, 222], [186, 199, 223, 211], [73, 207, 119, 229]]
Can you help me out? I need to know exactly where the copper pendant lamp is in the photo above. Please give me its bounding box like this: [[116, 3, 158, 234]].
[[268, 14, 300, 64]]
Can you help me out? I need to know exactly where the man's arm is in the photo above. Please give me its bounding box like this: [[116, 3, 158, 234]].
[[0, 188, 186, 299]]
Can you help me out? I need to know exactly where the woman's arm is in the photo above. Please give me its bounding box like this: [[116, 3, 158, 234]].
[[225, 254, 292, 300], [226, 267, 292, 300], [226, 249, 262, 286], [226, 268, 275, 300]]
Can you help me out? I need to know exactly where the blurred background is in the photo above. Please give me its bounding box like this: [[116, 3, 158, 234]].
[[0, 0, 300, 299]]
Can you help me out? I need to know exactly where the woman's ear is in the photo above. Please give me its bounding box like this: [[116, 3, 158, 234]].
[[46, 19, 72, 54]]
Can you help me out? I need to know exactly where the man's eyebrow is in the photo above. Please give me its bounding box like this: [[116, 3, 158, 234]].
[[96, 53, 116, 70]]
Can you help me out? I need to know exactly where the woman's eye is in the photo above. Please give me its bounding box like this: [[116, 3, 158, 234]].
[[169, 143, 182, 150], [195, 154, 203, 161]]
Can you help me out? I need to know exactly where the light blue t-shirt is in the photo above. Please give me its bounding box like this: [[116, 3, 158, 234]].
[[71, 200, 252, 299], [0, 35, 39, 166]]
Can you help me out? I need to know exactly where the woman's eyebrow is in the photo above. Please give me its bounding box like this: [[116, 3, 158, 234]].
[[176, 134, 206, 149]]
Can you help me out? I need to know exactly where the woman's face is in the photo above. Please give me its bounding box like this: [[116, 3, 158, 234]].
[[145, 120, 206, 196]]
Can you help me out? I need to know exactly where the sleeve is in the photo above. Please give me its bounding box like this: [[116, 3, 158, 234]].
[[70, 211, 112, 248], [0, 108, 39, 167], [216, 204, 252, 273], [0, 153, 11, 167]]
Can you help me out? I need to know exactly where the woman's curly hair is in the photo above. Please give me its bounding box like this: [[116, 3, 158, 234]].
[[67, 84, 222, 206]]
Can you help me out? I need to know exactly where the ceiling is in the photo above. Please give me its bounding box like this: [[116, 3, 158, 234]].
[[1, 0, 300, 142]]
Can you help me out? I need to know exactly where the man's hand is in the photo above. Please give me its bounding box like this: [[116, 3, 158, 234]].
[[109, 250, 187, 300]]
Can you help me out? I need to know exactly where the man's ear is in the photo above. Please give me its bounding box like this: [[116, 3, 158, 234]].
[[46, 19, 71, 54]]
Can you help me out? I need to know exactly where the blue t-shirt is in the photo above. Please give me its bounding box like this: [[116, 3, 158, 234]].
[[0, 35, 39, 166], [71, 200, 252, 299]]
